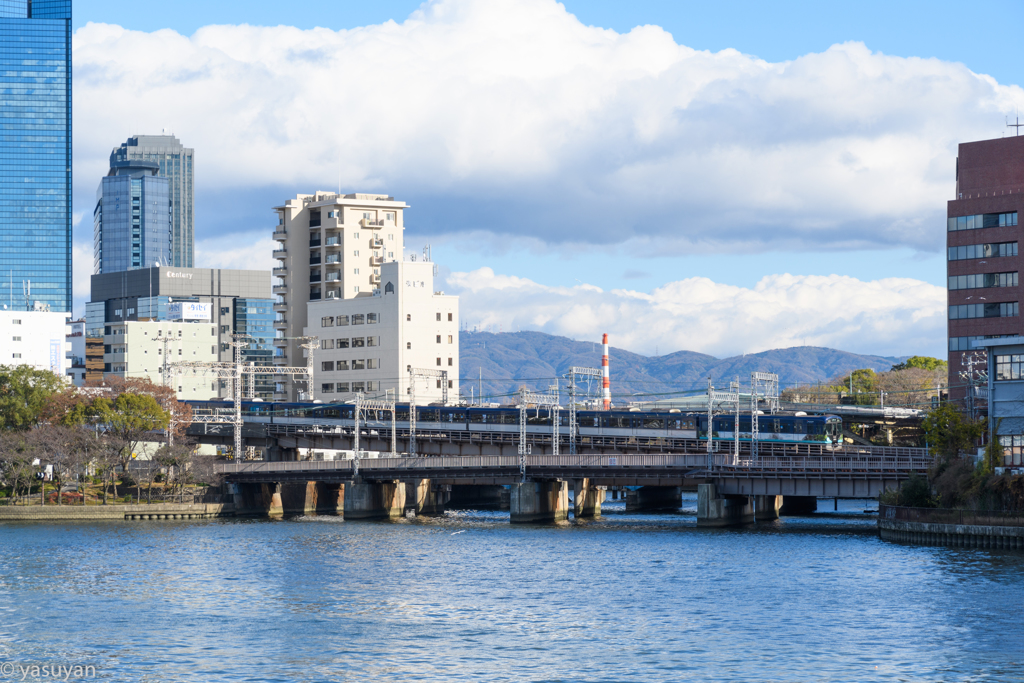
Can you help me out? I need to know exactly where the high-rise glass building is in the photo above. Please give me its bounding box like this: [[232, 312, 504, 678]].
[[0, 0, 71, 313], [93, 160, 171, 274], [110, 135, 194, 268]]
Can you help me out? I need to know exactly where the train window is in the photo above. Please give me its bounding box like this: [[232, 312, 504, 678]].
[[773, 419, 781, 433], [527, 413, 552, 426], [501, 412, 518, 425], [602, 415, 629, 428], [794, 421, 806, 434], [470, 412, 485, 423], [644, 417, 664, 429]]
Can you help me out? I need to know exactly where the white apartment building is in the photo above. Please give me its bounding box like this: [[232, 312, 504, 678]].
[[273, 191, 407, 400], [304, 260, 459, 404], [0, 309, 70, 376], [102, 320, 218, 399], [66, 318, 86, 385]]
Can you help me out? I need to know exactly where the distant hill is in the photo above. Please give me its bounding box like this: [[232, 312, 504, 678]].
[[458, 331, 903, 403]]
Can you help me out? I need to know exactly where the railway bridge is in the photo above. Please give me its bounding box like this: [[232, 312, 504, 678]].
[[215, 449, 931, 526]]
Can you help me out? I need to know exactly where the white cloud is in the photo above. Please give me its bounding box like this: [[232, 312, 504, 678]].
[[194, 233, 277, 273], [72, 0, 1024, 256], [444, 267, 946, 358]]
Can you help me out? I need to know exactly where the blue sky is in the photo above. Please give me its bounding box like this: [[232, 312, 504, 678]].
[[70, 0, 1024, 357]]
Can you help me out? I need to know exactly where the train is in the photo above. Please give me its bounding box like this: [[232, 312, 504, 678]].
[[184, 400, 845, 445]]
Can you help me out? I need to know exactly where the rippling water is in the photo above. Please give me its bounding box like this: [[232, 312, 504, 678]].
[[1, 496, 1022, 682]]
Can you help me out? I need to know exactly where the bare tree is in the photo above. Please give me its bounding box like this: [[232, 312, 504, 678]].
[[0, 431, 36, 504], [875, 368, 945, 408], [28, 425, 91, 506]]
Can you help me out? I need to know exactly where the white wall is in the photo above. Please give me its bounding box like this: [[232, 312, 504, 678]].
[[105, 320, 218, 399], [0, 310, 70, 376]]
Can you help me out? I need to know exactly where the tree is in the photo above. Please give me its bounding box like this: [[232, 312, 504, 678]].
[[91, 392, 169, 500], [891, 356, 948, 372], [922, 402, 985, 459], [875, 367, 945, 409], [0, 431, 36, 503], [28, 425, 91, 506], [0, 365, 67, 431]]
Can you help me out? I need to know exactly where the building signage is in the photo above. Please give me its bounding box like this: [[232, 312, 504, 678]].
[[165, 271, 194, 280], [49, 340, 61, 374], [167, 302, 211, 320]]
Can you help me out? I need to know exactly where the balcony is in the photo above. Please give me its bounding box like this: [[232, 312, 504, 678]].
[[325, 236, 341, 247], [309, 256, 321, 265], [325, 289, 340, 300], [272, 248, 287, 259], [326, 254, 340, 264], [326, 272, 341, 283], [272, 228, 287, 241], [370, 254, 384, 266], [309, 239, 321, 248], [371, 238, 384, 248], [310, 272, 321, 283], [273, 337, 288, 347], [360, 218, 384, 228], [273, 318, 288, 328], [370, 273, 381, 285], [272, 284, 288, 295], [272, 267, 288, 277], [273, 302, 287, 312]]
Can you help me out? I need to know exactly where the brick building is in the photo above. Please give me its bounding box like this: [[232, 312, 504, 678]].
[[947, 135, 1024, 405]]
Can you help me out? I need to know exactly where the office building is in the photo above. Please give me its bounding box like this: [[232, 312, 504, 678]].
[[85, 266, 274, 395], [0, 309, 69, 376], [100, 319, 218, 399], [93, 160, 171, 273], [272, 191, 406, 399], [0, 0, 72, 313], [978, 337, 1024, 469], [110, 135, 194, 268], [304, 259, 459, 404], [947, 135, 1024, 404]]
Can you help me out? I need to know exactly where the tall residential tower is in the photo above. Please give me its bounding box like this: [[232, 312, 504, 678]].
[[0, 0, 71, 313], [110, 135, 194, 268]]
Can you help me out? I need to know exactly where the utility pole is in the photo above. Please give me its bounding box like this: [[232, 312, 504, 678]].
[[564, 366, 601, 455], [517, 387, 559, 480], [407, 367, 448, 457]]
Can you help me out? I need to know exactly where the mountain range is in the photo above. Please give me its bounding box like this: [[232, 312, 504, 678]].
[[458, 331, 905, 403]]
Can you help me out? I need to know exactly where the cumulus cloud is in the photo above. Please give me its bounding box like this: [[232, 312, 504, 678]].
[[444, 267, 946, 358], [72, 0, 1024, 256]]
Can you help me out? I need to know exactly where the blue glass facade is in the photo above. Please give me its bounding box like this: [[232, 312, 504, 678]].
[[235, 298, 275, 397], [0, 0, 70, 312], [93, 161, 171, 274]]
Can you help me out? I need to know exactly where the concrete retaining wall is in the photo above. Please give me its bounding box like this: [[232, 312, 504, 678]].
[[878, 518, 1024, 549], [0, 503, 233, 522]]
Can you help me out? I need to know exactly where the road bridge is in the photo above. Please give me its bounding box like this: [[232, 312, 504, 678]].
[[216, 451, 930, 526]]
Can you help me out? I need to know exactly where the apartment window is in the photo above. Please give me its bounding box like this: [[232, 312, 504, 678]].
[[354, 232, 360, 239], [448, 358, 453, 366], [948, 302, 1018, 319], [354, 286, 360, 293], [322, 361, 334, 371], [388, 252, 394, 258], [448, 380, 453, 389], [211, 346, 216, 354], [386, 213, 394, 221], [436, 357, 442, 366], [11, 319, 19, 325], [352, 314, 365, 325], [349, 338, 363, 348], [388, 234, 393, 240], [436, 313, 441, 321], [322, 316, 334, 327], [363, 212, 371, 219], [353, 359, 366, 370], [407, 342, 412, 350], [322, 339, 335, 350], [436, 335, 442, 343], [321, 383, 334, 393], [11, 353, 20, 359], [948, 272, 1018, 290], [448, 313, 453, 322], [211, 328, 216, 336], [352, 381, 365, 392], [947, 242, 1017, 261], [337, 361, 349, 371], [337, 382, 350, 392], [448, 335, 453, 344], [437, 380, 442, 388], [367, 336, 378, 347], [354, 268, 360, 275], [338, 338, 350, 348], [407, 314, 411, 321], [337, 315, 349, 326], [367, 359, 378, 369], [178, 349, 183, 355], [948, 212, 1018, 231], [11, 336, 19, 342], [367, 313, 378, 324], [354, 251, 360, 258]]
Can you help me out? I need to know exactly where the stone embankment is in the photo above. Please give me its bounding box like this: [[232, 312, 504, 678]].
[[878, 504, 1024, 549], [0, 503, 233, 522]]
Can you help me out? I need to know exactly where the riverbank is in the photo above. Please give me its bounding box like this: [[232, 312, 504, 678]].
[[0, 502, 234, 521], [878, 504, 1024, 549]]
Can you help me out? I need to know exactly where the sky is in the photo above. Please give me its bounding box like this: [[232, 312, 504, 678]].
[[70, 0, 1024, 358]]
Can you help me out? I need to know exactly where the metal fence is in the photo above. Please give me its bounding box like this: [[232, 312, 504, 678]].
[[880, 504, 1024, 527]]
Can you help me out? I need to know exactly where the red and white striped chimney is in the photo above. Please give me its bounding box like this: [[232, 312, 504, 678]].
[[602, 333, 611, 410]]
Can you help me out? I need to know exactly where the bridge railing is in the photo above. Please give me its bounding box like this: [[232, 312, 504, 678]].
[[710, 454, 932, 473]]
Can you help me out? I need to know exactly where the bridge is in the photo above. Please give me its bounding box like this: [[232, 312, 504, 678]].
[[215, 449, 931, 526]]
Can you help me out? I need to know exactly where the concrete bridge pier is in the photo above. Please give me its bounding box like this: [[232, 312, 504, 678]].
[[232, 482, 284, 516], [344, 478, 405, 520], [780, 496, 818, 516], [697, 484, 754, 527], [510, 481, 569, 524], [448, 484, 509, 510], [405, 479, 450, 516], [572, 479, 605, 518], [626, 486, 681, 512], [754, 495, 783, 521]]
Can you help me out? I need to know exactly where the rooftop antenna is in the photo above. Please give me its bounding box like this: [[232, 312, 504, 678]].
[[1009, 110, 1023, 136]]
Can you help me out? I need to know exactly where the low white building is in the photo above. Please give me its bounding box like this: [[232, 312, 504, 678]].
[[0, 309, 70, 376], [102, 320, 218, 399], [304, 259, 458, 404]]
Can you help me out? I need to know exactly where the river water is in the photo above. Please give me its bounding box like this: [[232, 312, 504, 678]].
[[0, 496, 1022, 682]]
